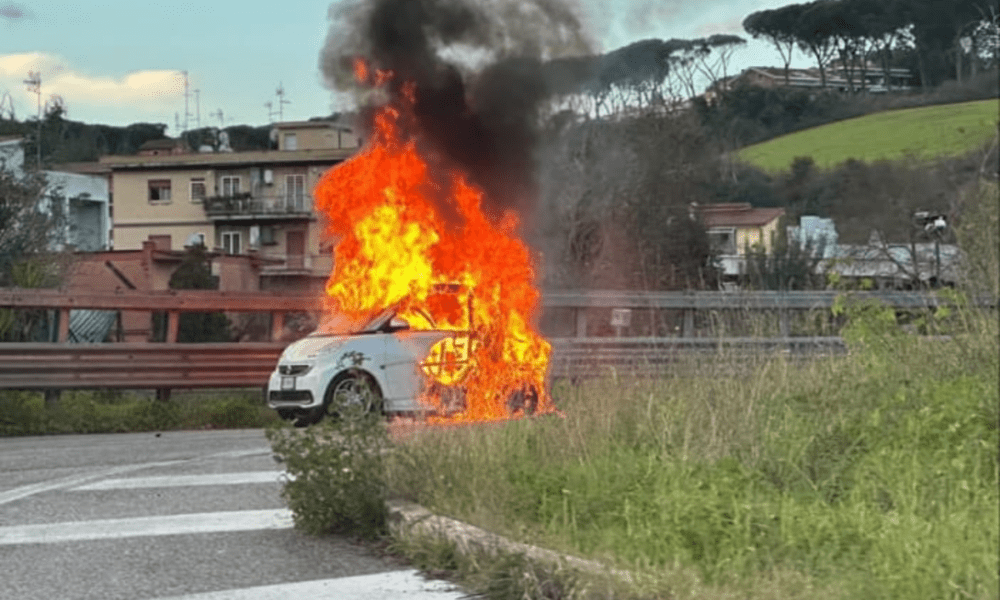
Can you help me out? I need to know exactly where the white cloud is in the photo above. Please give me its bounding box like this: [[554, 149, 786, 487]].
[[0, 52, 184, 119]]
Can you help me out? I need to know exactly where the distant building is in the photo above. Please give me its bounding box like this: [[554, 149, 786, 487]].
[[787, 215, 838, 258], [697, 202, 785, 277], [1, 138, 111, 252], [704, 63, 915, 102], [99, 121, 361, 293]]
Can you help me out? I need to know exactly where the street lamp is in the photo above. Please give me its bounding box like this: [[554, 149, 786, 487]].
[[913, 211, 948, 285]]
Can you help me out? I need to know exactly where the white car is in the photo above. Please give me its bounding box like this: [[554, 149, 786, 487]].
[[266, 304, 539, 425]]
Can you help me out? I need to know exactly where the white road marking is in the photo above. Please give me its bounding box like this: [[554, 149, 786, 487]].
[[148, 570, 467, 600], [0, 509, 293, 545], [0, 460, 185, 506], [1, 446, 273, 506], [72, 471, 287, 491], [203, 449, 273, 460]]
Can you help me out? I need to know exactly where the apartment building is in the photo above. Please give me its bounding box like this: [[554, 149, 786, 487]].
[[100, 120, 358, 292]]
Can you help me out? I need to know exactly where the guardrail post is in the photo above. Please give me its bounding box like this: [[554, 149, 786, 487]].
[[271, 311, 285, 342], [575, 308, 587, 338], [779, 309, 790, 337], [682, 309, 695, 338], [166, 310, 180, 343], [57, 308, 70, 342]]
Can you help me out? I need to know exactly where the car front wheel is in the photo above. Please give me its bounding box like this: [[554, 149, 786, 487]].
[[324, 370, 383, 420]]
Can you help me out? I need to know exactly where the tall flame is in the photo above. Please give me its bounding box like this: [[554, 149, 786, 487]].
[[313, 67, 551, 421]]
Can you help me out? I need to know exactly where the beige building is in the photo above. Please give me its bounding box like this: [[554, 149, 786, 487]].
[[100, 121, 359, 293], [699, 202, 785, 278]]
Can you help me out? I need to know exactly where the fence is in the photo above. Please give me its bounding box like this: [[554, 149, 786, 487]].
[[0, 288, 988, 392]]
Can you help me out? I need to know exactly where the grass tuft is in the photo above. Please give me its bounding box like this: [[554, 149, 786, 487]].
[[0, 389, 279, 436]]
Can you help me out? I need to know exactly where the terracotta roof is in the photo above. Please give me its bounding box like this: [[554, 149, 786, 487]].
[[100, 146, 355, 169], [700, 203, 785, 228], [50, 161, 111, 175], [274, 120, 351, 131]]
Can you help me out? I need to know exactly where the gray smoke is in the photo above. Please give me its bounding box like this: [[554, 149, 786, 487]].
[[318, 0, 592, 221], [0, 3, 28, 21]]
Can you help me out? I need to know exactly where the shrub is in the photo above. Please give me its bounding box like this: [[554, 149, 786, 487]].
[[266, 403, 389, 539]]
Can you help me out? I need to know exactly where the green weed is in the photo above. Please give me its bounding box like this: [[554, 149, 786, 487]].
[[0, 389, 278, 436]]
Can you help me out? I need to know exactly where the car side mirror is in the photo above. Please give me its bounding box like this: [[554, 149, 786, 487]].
[[389, 317, 410, 331]]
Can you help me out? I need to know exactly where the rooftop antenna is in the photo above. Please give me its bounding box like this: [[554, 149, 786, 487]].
[[210, 108, 226, 128], [181, 71, 193, 132], [265, 101, 276, 123], [275, 83, 290, 122], [23, 71, 41, 167], [194, 89, 201, 129]]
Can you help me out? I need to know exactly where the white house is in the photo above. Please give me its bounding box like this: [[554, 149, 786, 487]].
[[0, 137, 111, 251]]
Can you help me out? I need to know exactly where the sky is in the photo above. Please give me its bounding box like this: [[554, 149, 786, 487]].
[[0, 0, 798, 133]]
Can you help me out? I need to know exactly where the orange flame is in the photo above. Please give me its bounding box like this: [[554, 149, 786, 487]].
[[313, 69, 551, 422]]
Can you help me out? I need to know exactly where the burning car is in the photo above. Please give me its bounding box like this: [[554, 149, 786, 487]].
[[266, 286, 540, 425]]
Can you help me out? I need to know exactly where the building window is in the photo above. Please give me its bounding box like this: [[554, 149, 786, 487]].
[[708, 229, 737, 255], [220, 176, 241, 197], [189, 178, 206, 202], [221, 231, 242, 255], [148, 179, 171, 203], [283, 133, 297, 151], [260, 225, 277, 245], [285, 174, 305, 210]]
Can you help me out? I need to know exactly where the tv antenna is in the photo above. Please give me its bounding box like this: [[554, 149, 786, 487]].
[[194, 89, 201, 129], [210, 108, 229, 127], [274, 83, 290, 122], [181, 71, 194, 132]]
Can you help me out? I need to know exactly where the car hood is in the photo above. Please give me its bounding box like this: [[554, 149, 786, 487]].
[[279, 334, 358, 361]]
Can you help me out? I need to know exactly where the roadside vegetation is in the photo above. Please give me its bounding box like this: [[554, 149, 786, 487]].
[[383, 305, 997, 600], [267, 294, 998, 599], [737, 98, 999, 172], [0, 390, 278, 436], [268, 185, 999, 599]]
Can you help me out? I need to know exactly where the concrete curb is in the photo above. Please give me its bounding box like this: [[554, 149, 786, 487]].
[[387, 499, 633, 584]]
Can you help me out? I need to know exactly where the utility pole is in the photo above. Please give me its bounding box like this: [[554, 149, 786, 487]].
[[23, 71, 41, 168]]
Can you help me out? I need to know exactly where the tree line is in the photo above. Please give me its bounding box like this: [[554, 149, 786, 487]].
[[743, 0, 998, 92]]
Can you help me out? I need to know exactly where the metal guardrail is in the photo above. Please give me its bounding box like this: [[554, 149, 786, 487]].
[[0, 343, 285, 390], [0, 289, 322, 343], [542, 290, 970, 309], [0, 289, 989, 392], [0, 337, 847, 391]]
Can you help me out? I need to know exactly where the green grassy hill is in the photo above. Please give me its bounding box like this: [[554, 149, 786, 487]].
[[737, 98, 999, 172]]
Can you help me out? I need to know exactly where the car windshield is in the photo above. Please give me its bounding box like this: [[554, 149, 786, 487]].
[[310, 305, 424, 337]]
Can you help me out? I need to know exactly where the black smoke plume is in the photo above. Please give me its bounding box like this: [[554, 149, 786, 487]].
[[320, 0, 590, 221]]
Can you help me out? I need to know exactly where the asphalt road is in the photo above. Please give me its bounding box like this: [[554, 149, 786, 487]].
[[0, 429, 469, 600]]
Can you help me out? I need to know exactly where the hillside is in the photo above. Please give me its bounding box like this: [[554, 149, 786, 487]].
[[736, 98, 999, 172]]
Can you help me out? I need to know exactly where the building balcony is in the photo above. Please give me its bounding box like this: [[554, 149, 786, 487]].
[[204, 193, 313, 221], [259, 253, 333, 278]]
